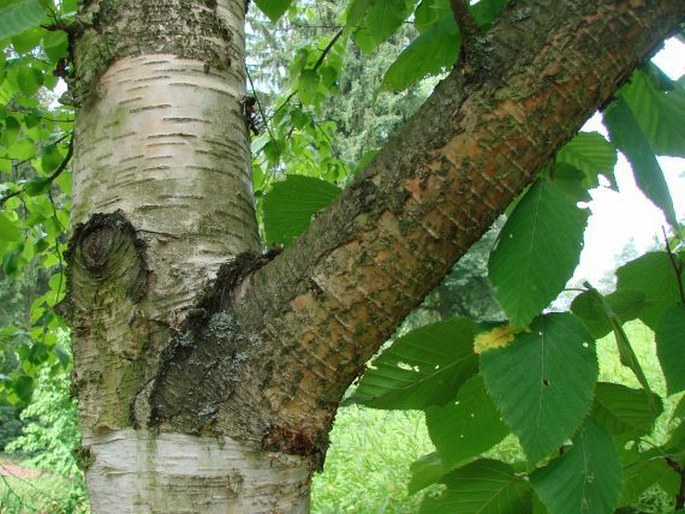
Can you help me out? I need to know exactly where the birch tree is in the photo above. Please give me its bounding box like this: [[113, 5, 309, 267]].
[[1, 0, 684, 512]]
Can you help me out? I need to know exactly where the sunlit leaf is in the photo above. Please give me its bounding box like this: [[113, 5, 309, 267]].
[[0, 0, 47, 40], [263, 175, 341, 246], [480, 314, 597, 463]]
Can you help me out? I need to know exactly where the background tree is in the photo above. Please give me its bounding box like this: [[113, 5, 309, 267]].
[[0, 0, 684, 512]]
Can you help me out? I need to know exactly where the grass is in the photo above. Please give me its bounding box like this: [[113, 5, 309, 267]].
[[0, 463, 87, 514], [311, 406, 434, 513]]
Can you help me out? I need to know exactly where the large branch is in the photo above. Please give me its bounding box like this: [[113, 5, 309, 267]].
[[151, 0, 684, 455]]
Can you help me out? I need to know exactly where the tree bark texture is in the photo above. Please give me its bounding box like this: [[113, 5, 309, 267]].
[[64, 0, 684, 511]]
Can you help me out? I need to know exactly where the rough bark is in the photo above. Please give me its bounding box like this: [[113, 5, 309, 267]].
[[64, 0, 684, 511]]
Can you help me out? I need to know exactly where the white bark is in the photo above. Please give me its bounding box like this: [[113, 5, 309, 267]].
[[71, 53, 259, 316], [84, 429, 311, 513]]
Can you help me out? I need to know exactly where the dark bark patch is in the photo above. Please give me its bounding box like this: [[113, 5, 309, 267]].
[[148, 249, 281, 435], [262, 424, 328, 470]]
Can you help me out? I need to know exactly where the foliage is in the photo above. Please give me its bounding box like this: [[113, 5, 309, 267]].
[[2, 357, 87, 513], [1, 0, 684, 513]]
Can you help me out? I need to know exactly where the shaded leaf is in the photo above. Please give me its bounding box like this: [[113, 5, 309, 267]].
[[531, 420, 621, 514], [604, 97, 678, 230], [253, 0, 291, 22], [345, 318, 478, 409], [619, 456, 675, 507], [656, 304, 685, 395], [263, 175, 341, 246], [591, 382, 662, 438], [426, 375, 509, 469], [579, 283, 655, 403], [480, 314, 597, 463], [421, 459, 531, 514], [408, 452, 445, 494], [571, 288, 647, 339], [616, 251, 685, 330], [489, 178, 589, 328], [353, 0, 413, 52], [382, 17, 459, 92]]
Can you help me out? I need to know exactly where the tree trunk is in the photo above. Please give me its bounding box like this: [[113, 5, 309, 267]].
[[63, 0, 684, 511]]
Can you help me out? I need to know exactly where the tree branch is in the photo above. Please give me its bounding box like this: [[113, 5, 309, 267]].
[[151, 0, 685, 447]]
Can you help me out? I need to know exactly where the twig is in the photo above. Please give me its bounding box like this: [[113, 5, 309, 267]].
[[245, 67, 275, 143], [450, 0, 481, 60], [312, 27, 344, 72], [0, 134, 73, 208], [662, 226, 685, 304]]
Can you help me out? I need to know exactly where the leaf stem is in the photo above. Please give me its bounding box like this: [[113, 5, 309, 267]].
[[662, 226, 685, 305]]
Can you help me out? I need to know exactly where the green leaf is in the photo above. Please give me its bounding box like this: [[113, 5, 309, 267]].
[[13, 374, 34, 403], [414, 0, 444, 32], [591, 382, 662, 438], [616, 251, 685, 330], [480, 314, 597, 463], [381, 17, 459, 92], [23, 176, 50, 196], [619, 456, 675, 507], [426, 375, 509, 469], [16, 66, 43, 97], [0, 0, 47, 40], [471, 0, 510, 29], [253, 0, 291, 22], [421, 459, 531, 514], [619, 68, 685, 157], [488, 178, 589, 328], [580, 284, 655, 402], [345, 0, 372, 27], [531, 420, 621, 514], [556, 132, 617, 188], [571, 288, 647, 339], [353, 0, 413, 52], [604, 97, 679, 230], [262, 175, 341, 246], [345, 317, 478, 409], [409, 452, 445, 494], [0, 213, 22, 241], [656, 305, 685, 395]]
